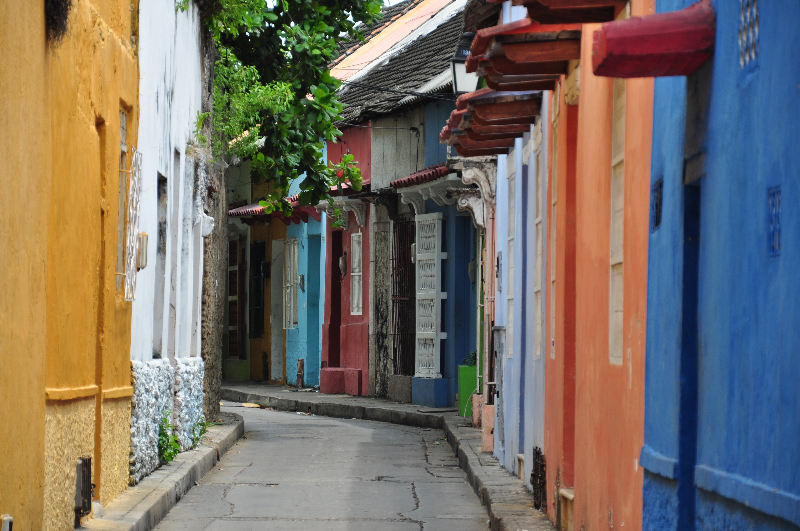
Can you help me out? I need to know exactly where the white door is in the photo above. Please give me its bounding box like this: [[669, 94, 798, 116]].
[[415, 212, 447, 378]]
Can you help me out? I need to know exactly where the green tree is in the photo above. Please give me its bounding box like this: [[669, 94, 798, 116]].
[[184, 0, 382, 215]]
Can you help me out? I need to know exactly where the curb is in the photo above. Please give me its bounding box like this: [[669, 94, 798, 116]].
[[221, 386, 554, 531], [82, 413, 244, 531]]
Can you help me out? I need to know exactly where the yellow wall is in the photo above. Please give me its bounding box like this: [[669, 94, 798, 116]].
[[0, 2, 50, 529], [249, 183, 287, 382], [43, 0, 139, 526], [0, 0, 138, 529]]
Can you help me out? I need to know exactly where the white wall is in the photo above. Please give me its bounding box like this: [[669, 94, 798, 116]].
[[130, 0, 204, 362]]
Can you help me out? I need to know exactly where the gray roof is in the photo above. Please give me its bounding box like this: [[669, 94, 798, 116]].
[[337, 10, 464, 124]]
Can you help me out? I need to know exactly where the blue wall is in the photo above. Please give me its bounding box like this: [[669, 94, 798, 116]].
[[424, 100, 457, 168], [285, 145, 327, 388], [425, 199, 477, 406], [644, 1, 800, 529]]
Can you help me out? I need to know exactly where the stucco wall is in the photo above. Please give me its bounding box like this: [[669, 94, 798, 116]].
[[43, 399, 95, 531], [543, 81, 579, 522], [572, 5, 653, 528], [645, 1, 800, 529], [43, 0, 140, 525], [100, 398, 132, 505], [0, 1, 49, 529]]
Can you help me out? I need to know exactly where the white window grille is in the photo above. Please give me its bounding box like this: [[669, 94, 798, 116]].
[[283, 238, 299, 329], [123, 147, 142, 301], [609, 77, 626, 365], [415, 213, 447, 378], [350, 232, 363, 315]]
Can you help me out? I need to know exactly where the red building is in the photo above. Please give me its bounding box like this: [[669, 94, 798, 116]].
[[320, 127, 372, 396]]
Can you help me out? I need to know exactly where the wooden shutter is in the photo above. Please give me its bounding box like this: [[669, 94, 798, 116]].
[[350, 232, 363, 315], [283, 238, 299, 329], [414, 213, 447, 378]]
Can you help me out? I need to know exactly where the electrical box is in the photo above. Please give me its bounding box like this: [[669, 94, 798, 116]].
[[137, 232, 148, 269]]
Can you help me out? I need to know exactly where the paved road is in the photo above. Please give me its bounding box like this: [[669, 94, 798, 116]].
[[154, 406, 490, 531]]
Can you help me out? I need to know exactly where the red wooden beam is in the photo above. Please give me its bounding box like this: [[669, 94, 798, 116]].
[[592, 0, 715, 78], [471, 112, 539, 127], [454, 136, 516, 150], [454, 144, 510, 157], [486, 56, 568, 76], [500, 39, 582, 64], [469, 99, 541, 122]]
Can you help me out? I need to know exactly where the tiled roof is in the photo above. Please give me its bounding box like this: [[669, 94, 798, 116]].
[[390, 163, 451, 189], [331, 0, 425, 69], [338, 11, 464, 124]]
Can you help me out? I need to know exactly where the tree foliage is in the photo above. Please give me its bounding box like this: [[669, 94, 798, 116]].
[[182, 0, 382, 215]]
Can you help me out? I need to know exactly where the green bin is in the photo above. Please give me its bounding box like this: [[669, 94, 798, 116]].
[[458, 365, 478, 417]]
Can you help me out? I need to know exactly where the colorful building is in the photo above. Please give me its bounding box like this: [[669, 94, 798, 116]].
[[589, 0, 800, 529], [1, 0, 141, 527]]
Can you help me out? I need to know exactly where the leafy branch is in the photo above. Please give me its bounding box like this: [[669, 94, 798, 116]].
[[181, 0, 381, 214]]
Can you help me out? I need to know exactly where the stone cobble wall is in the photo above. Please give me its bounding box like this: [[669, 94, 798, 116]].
[[174, 357, 205, 450], [129, 359, 174, 485]]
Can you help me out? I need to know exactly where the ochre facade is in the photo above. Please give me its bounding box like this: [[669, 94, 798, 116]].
[[1, 0, 139, 529]]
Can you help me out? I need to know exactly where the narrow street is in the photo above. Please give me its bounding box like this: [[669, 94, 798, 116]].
[[154, 406, 490, 531]]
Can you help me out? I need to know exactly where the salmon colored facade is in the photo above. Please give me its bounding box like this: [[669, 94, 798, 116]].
[[539, 2, 657, 528], [572, 16, 653, 530], [544, 75, 579, 522]]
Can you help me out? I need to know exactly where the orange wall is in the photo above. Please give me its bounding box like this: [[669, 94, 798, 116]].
[[544, 81, 579, 520], [573, 6, 653, 529]]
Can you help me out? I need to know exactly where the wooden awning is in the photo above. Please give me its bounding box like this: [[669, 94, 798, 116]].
[[467, 20, 581, 77], [487, 0, 625, 24], [592, 0, 715, 78]]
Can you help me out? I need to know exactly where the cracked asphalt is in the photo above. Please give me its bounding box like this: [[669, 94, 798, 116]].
[[154, 405, 490, 530]]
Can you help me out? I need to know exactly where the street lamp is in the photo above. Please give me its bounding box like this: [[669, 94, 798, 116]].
[[450, 32, 480, 94]]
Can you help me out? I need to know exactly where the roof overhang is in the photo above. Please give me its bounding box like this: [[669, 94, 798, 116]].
[[592, 0, 715, 78], [390, 167, 464, 215], [488, 0, 625, 25]]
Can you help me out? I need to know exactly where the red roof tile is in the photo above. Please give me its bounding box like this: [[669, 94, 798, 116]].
[[390, 164, 451, 189]]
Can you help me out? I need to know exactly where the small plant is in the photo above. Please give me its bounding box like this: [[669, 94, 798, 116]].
[[191, 418, 211, 449], [158, 410, 181, 464], [463, 351, 478, 367]]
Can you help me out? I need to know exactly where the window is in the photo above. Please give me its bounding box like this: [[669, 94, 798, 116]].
[[350, 232, 363, 315], [250, 240, 267, 338], [228, 239, 244, 359], [609, 77, 626, 365], [116, 109, 128, 291], [507, 169, 515, 359], [284, 238, 299, 329]]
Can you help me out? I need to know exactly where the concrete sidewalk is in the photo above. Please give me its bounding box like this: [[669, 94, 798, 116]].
[[82, 412, 244, 531], [222, 381, 554, 531]]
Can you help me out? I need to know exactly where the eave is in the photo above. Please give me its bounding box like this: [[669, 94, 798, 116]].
[[592, 0, 715, 78], [488, 0, 625, 24], [467, 20, 582, 78]]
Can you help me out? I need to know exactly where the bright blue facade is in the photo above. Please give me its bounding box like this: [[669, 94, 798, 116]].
[[410, 100, 477, 408], [285, 146, 327, 388], [643, 1, 800, 530]]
